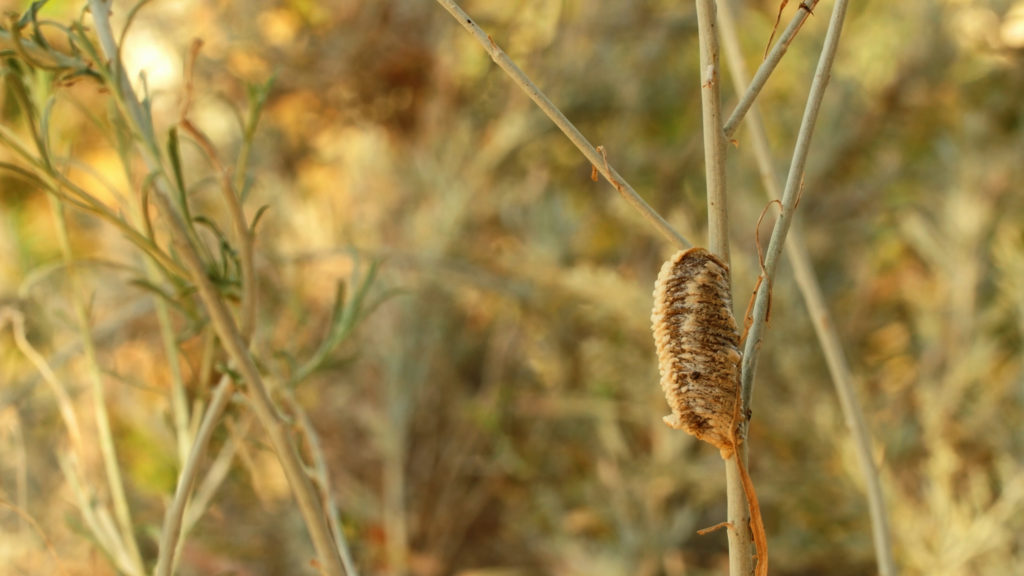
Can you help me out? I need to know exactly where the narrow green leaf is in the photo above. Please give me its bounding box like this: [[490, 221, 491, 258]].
[[191, 215, 232, 277], [249, 203, 271, 235], [139, 171, 157, 240], [128, 278, 187, 314], [166, 126, 187, 197], [234, 75, 275, 198], [17, 1, 51, 30], [291, 257, 383, 384]]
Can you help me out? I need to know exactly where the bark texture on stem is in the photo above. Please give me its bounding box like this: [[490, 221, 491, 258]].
[[694, 1, 756, 573], [696, 0, 729, 264]]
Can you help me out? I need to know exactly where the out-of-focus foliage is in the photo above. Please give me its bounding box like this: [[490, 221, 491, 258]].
[[2, 0, 1024, 575]]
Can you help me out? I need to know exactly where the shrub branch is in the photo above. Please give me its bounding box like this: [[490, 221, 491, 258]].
[[723, 0, 821, 139], [718, 3, 896, 573], [738, 0, 852, 417], [85, 1, 346, 574], [434, 0, 689, 250]]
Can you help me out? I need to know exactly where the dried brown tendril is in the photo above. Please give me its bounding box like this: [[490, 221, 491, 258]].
[[651, 247, 742, 458]]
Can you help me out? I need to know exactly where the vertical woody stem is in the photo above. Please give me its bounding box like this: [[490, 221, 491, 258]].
[[696, 0, 730, 264], [695, 0, 754, 573]]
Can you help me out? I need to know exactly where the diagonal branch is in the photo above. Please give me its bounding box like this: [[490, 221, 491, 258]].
[[723, 0, 820, 139], [718, 4, 896, 573], [738, 0, 851, 423], [434, 0, 689, 250]]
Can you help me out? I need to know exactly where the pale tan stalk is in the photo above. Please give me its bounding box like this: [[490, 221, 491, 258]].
[[694, 1, 756, 574], [154, 297, 192, 467], [177, 119, 257, 339], [719, 11, 895, 575], [434, 0, 689, 250], [51, 198, 146, 576], [185, 412, 253, 533], [150, 181, 346, 575], [131, 187, 191, 468], [153, 377, 235, 576], [696, 0, 729, 263], [289, 393, 362, 576], [737, 0, 851, 427], [723, 0, 821, 139], [59, 453, 139, 575], [1, 307, 84, 456]]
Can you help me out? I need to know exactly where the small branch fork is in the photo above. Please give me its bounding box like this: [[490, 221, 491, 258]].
[[717, 1, 896, 574], [724, 0, 821, 139], [732, 0, 860, 571], [739, 0, 852, 428]]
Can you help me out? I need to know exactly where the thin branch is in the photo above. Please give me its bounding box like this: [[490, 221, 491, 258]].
[[434, 0, 689, 250], [738, 0, 851, 422], [178, 40, 257, 340], [0, 23, 91, 71], [153, 175, 347, 576], [59, 453, 138, 575], [694, 1, 756, 574], [185, 411, 253, 533], [129, 143, 192, 469], [696, 0, 729, 263], [154, 283, 192, 467], [723, 0, 820, 139], [154, 376, 235, 576], [718, 3, 895, 574], [787, 239, 896, 575], [0, 124, 184, 277], [178, 118, 257, 339], [52, 197, 146, 576], [85, 1, 158, 158], [288, 393, 362, 576], [1, 307, 85, 457]]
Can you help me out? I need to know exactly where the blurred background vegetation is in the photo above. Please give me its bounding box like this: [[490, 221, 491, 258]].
[[2, 0, 1024, 574]]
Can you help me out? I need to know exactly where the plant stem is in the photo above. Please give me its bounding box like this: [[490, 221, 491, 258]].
[[719, 7, 896, 574], [718, 4, 895, 574], [59, 452, 138, 574], [739, 0, 851, 419], [724, 453, 753, 575], [694, 1, 756, 574], [434, 0, 689, 250], [86, 2, 346, 573], [51, 197, 146, 576], [153, 377, 235, 576], [289, 393, 362, 576], [150, 269, 192, 467], [185, 411, 253, 533], [788, 239, 896, 575], [154, 173, 347, 575], [696, 0, 729, 263], [111, 126, 187, 491], [723, 0, 820, 139], [1, 307, 84, 457], [0, 23, 89, 70], [177, 119, 257, 339]]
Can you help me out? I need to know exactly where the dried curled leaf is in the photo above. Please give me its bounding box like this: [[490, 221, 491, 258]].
[[651, 247, 741, 458]]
